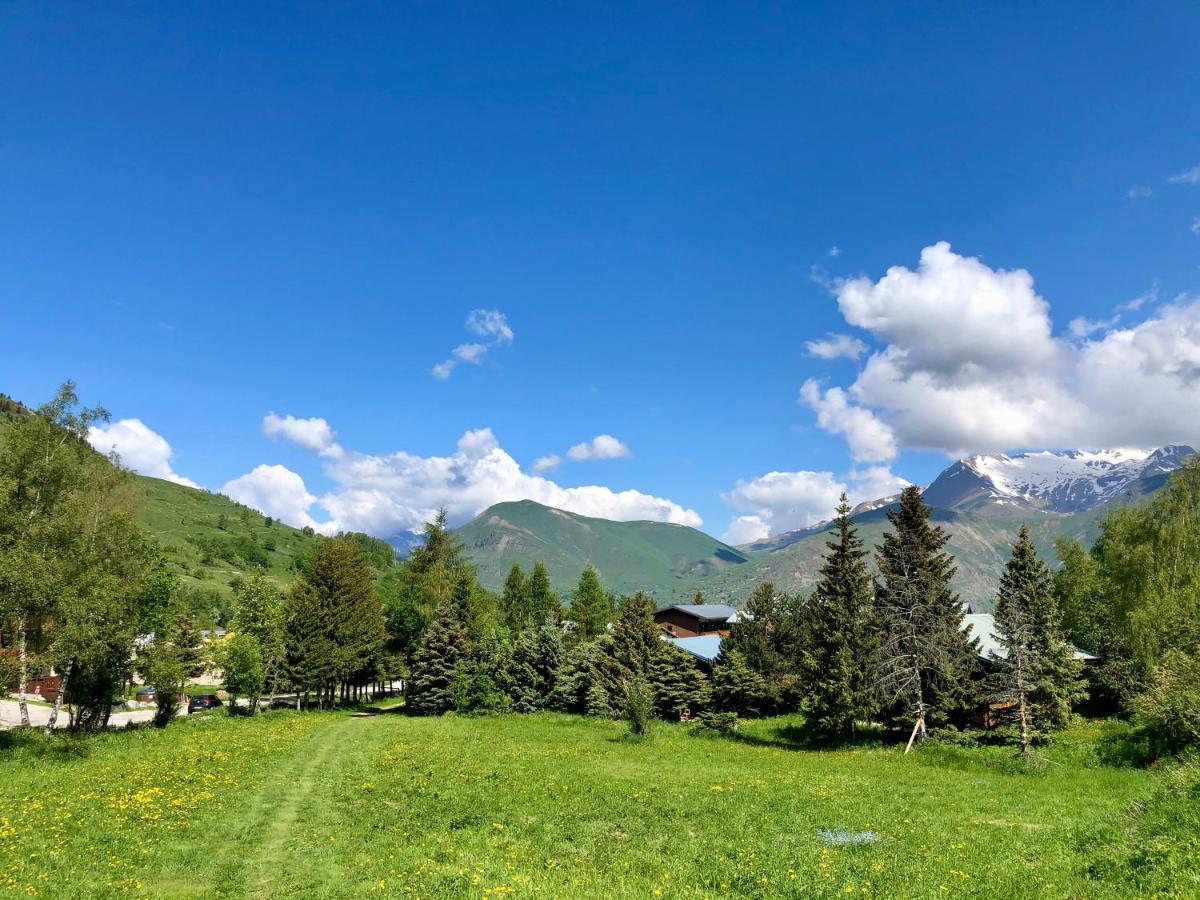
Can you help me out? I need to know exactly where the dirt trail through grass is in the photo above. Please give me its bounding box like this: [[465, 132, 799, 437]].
[[247, 713, 371, 897]]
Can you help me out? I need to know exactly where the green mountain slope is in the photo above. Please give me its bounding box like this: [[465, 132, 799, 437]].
[[455, 500, 750, 601], [133, 474, 324, 596], [1, 393, 324, 600]]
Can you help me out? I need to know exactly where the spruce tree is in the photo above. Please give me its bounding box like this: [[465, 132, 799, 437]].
[[407, 600, 469, 715], [722, 582, 805, 714], [710, 649, 770, 718], [649, 643, 710, 719], [567, 565, 614, 642], [451, 565, 499, 642], [506, 623, 565, 711], [281, 538, 386, 705], [527, 561, 562, 626], [805, 495, 878, 742], [991, 526, 1082, 750], [595, 592, 662, 704], [382, 509, 472, 660], [874, 486, 978, 749], [723, 582, 785, 675], [501, 563, 528, 631], [172, 611, 208, 682], [550, 639, 602, 714]]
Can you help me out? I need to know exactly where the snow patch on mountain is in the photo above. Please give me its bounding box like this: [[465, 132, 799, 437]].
[[958, 446, 1192, 512]]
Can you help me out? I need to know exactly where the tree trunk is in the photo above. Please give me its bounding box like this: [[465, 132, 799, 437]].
[[17, 617, 31, 728], [1017, 654, 1030, 755], [44, 668, 68, 734]]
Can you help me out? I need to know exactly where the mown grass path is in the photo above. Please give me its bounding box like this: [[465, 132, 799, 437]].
[[245, 713, 367, 897]]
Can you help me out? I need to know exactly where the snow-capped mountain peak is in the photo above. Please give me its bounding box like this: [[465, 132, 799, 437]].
[[924, 446, 1194, 513]]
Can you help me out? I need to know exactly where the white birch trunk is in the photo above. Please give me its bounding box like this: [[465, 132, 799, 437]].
[[17, 617, 31, 728], [44, 670, 67, 733]]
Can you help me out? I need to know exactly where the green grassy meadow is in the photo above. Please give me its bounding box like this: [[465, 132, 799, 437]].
[[2, 711, 1189, 899]]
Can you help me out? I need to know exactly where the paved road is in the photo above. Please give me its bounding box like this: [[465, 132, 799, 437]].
[[0, 698, 181, 729]]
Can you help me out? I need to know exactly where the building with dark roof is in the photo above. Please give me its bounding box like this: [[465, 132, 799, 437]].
[[653, 603, 737, 638]]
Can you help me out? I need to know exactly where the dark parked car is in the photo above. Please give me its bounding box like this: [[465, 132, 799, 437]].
[[187, 694, 223, 714], [135, 687, 158, 703]]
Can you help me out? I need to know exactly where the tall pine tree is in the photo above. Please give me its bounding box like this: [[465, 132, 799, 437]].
[[501, 563, 528, 631], [990, 526, 1082, 751], [595, 592, 662, 705], [804, 494, 878, 741], [527, 561, 561, 626], [567, 565, 614, 642], [874, 486, 978, 749]]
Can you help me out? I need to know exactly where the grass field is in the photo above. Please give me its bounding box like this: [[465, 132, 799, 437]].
[[0, 711, 1191, 898]]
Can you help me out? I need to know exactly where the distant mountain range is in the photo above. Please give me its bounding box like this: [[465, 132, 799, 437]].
[[455, 446, 1195, 609], [454, 500, 749, 599], [6, 387, 1188, 611]]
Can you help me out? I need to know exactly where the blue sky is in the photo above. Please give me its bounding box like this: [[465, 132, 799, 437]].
[[3, 3, 1199, 543]]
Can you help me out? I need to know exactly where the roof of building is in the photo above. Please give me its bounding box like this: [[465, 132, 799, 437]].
[[656, 603, 738, 622], [665, 635, 724, 663], [964, 612, 1098, 662]]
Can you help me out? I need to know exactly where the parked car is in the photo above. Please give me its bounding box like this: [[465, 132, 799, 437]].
[[187, 694, 223, 714], [135, 687, 158, 703]]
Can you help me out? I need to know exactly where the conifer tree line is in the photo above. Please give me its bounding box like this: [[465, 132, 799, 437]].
[[4, 383, 1198, 755]]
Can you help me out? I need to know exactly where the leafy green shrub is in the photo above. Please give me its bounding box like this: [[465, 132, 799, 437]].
[[0, 654, 18, 694], [1132, 649, 1200, 754], [623, 678, 654, 737], [219, 633, 264, 714], [694, 711, 740, 735]]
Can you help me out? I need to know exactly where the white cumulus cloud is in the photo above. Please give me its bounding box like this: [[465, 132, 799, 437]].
[[720, 466, 908, 543], [87, 419, 199, 488], [221, 465, 319, 529], [262, 412, 343, 458], [223, 423, 697, 537], [566, 434, 632, 462], [530, 454, 562, 473], [799, 381, 897, 462], [804, 242, 1200, 458]]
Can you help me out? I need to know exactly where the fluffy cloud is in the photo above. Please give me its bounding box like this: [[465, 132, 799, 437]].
[[223, 423, 698, 536], [721, 515, 772, 545], [432, 309, 514, 379], [221, 465, 318, 529], [262, 412, 343, 458], [837, 241, 1061, 377], [530, 454, 562, 473], [805, 242, 1200, 458], [87, 419, 199, 488], [1127, 185, 1153, 199], [566, 434, 632, 462], [804, 333, 867, 360], [720, 466, 908, 544], [799, 381, 897, 462]]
